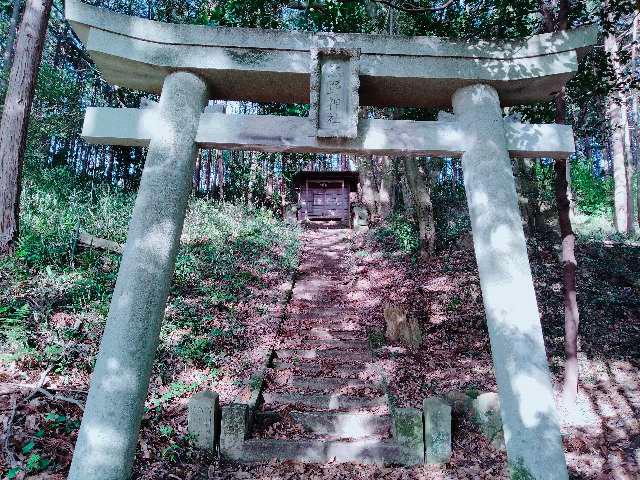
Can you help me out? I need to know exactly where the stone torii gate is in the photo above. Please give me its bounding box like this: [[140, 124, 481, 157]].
[[64, 1, 596, 478]]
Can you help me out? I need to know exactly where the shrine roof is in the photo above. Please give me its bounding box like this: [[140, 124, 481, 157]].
[[294, 171, 360, 190], [66, 0, 597, 108]]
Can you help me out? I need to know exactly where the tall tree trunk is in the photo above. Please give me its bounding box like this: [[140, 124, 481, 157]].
[[217, 150, 225, 202], [515, 158, 541, 236], [633, 16, 640, 227], [358, 155, 380, 220], [106, 146, 115, 183], [403, 156, 435, 257], [1, 0, 24, 84], [541, 0, 580, 407], [555, 154, 580, 407], [265, 157, 275, 209], [193, 151, 201, 194], [555, 90, 580, 407], [605, 31, 634, 234], [622, 97, 635, 233], [280, 155, 287, 219], [377, 156, 394, 219], [608, 93, 632, 233], [204, 148, 212, 197], [0, 0, 53, 255], [247, 152, 258, 207]]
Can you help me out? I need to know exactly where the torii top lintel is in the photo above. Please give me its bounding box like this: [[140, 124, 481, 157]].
[[65, 0, 596, 108]]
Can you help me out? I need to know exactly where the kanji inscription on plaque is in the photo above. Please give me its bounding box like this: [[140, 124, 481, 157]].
[[309, 47, 360, 138]]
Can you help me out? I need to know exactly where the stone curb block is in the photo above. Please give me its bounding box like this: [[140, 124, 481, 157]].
[[424, 396, 452, 465], [187, 390, 220, 451], [391, 407, 425, 466]]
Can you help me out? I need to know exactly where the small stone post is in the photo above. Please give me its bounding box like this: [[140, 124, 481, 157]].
[[452, 84, 568, 480], [188, 391, 220, 450], [391, 407, 425, 465], [68, 71, 208, 480], [423, 397, 452, 464], [220, 403, 251, 460]]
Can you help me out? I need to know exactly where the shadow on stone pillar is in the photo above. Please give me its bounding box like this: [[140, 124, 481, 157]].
[[68, 71, 209, 480], [453, 84, 568, 480]]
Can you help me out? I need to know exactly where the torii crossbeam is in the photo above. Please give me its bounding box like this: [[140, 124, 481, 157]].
[[82, 107, 576, 158], [64, 1, 597, 479]]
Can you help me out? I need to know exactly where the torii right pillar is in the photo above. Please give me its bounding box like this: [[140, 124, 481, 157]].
[[453, 84, 568, 480]]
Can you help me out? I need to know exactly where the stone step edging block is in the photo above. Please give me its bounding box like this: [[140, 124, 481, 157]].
[[187, 390, 220, 451], [423, 396, 452, 465]]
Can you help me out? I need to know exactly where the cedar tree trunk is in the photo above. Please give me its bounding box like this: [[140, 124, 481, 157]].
[[0, 0, 53, 254], [403, 156, 435, 257]]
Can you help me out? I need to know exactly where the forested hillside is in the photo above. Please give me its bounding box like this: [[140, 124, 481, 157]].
[[1, 0, 639, 479]]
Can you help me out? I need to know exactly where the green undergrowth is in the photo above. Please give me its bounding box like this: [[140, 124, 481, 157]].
[[371, 213, 420, 255], [0, 165, 300, 369]]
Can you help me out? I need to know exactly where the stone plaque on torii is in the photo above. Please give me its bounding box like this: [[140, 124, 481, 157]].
[[64, 1, 597, 479]]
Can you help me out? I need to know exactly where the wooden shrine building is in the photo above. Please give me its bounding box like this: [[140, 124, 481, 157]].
[[294, 171, 359, 226]]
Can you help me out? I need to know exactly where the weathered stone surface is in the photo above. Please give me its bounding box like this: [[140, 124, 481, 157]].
[[83, 108, 577, 159], [391, 408, 424, 465], [276, 348, 371, 362], [472, 392, 505, 450], [66, 0, 596, 107], [68, 71, 208, 480], [443, 390, 474, 415], [289, 411, 390, 438], [383, 305, 422, 347], [310, 47, 360, 138], [423, 397, 452, 465], [188, 391, 219, 450], [272, 360, 364, 377], [352, 205, 369, 230], [262, 392, 386, 410], [285, 205, 299, 224], [453, 84, 568, 479], [236, 438, 418, 465], [290, 376, 373, 391], [220, 403, 251, 460]]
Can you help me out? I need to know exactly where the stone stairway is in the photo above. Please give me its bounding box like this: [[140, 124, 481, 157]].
[[228, 229, 422, 465]]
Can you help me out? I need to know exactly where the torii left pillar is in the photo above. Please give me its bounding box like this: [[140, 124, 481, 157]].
[[68, 71, 208, 480]]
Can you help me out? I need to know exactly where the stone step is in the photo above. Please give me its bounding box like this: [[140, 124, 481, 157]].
[[278, 339, 364, 350], [235, 438, 421, 465], [262, 392, 386, 410], [276, 349, 371, 362], [288, 306, 360, 315], [290, 376, 378, 392], [291, 411, 390, 438], [254, 411, 391, 439], [284, 318, 363, 329], [288, 328, 365, 340], [271, 361, 365, 377]]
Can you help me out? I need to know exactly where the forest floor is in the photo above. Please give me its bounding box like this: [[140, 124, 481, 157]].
[[1, 193, 640, 478]]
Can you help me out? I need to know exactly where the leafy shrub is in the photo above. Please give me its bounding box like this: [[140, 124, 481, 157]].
[[373, 213, 419, 254], [432, 178, 471, 248], [570, 157, 613, 216]]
